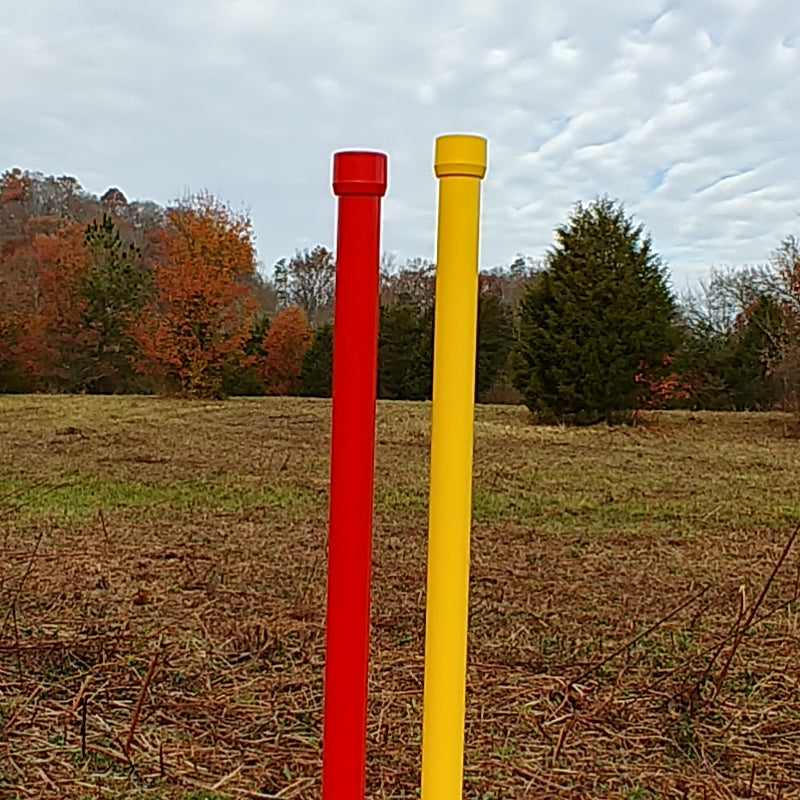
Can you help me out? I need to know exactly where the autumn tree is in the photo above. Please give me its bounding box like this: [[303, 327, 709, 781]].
[[128, 193, 258, 398], [260, 306, 313, 395], [10, 218, 96, 390], [0, 172, 37, 389], [0, 236, 37, 391]]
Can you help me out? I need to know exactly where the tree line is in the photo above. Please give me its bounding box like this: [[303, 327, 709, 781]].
[[1, 169, 798, 422]]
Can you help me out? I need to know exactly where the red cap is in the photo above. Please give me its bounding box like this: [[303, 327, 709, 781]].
[[332, 151, 388, 197]]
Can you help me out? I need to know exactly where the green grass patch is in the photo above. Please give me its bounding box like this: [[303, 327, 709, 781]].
[[0, 475, 321, 523]]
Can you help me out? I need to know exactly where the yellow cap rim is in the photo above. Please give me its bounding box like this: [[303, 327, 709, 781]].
[[434, 134, 487, 179]]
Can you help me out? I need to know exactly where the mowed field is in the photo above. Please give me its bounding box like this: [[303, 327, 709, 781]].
[[0, 396, 799, 800]]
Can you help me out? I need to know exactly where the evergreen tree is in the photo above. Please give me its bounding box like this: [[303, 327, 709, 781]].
[[713, 295, 784, 409], [677, 268, 787, 410], [476, 292, 516, 400], [83, 214, 149, 392], [378, 302, 433, 400], [224, 314, 270, 396], [299, 322, 333, 397], [513, 197, 676, 424]]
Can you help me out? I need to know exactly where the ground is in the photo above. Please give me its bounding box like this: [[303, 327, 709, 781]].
[[0, 395, 799, 799]]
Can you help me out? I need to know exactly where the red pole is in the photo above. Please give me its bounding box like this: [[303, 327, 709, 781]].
[[322, 151, 388, 800]]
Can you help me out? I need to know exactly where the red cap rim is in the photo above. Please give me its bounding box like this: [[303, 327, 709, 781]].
[[332, 151, 388, 197]]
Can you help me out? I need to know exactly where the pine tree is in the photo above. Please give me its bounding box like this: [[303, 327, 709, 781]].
[[476, 291, 516, 400], [83, 214, 149, 392], [720, 295, 784, 409], [513, 197, 676, 424], [224, 314, 270, 396], [299, 322, 333, 397], [378, 302, 433, 400]]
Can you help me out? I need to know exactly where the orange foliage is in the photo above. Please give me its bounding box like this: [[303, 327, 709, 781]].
[[261, 306, 312, 395], [128, 194, 258, 398], [635, 355, 693, 410], [4, 219, 94, 387], [0, 168, 31, 205], [0, 238, 35, 371]]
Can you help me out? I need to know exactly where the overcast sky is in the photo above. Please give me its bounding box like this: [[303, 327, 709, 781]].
[[2, 0, 798, 290]]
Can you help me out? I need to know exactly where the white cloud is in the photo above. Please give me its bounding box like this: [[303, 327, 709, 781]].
[[0, 0, 798, 287]]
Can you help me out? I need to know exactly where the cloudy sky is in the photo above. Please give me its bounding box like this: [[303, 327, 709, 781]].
[[2, 0, 798, 290]]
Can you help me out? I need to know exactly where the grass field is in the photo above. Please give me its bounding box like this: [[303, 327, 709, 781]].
[[1, 395, 799, 799]]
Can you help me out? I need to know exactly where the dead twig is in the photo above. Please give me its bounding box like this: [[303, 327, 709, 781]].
[[80, 695, 87, 759], [551, 715, 575, 767], [0, 527, 46, 639], [11, 602, 22, 677], [572, 583, 710, 685], [711, 522, 800, 702], [1, 685, 41, 736], [124, 645, 161, 757], [687, 584, 747, 706]]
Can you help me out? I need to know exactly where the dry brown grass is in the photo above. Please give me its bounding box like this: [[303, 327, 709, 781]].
[[0, 396, 799, 799]]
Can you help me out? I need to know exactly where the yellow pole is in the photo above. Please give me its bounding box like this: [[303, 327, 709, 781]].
[[421, 134, 487, 800]]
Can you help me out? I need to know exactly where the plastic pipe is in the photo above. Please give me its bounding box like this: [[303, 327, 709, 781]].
[[421, 134, 487, 800], [322, 150, 388, 800]]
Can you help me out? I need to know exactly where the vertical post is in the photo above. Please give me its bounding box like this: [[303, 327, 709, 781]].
[[322, 151, 387, 800], [421, 134, 487, 800]]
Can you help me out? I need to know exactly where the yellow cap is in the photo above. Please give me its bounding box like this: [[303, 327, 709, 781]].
[[434, 134, 487, 179]]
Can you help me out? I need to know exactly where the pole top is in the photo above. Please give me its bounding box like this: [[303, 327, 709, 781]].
[[332, 151, 388, 197], [434, 135, 487, 179]]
